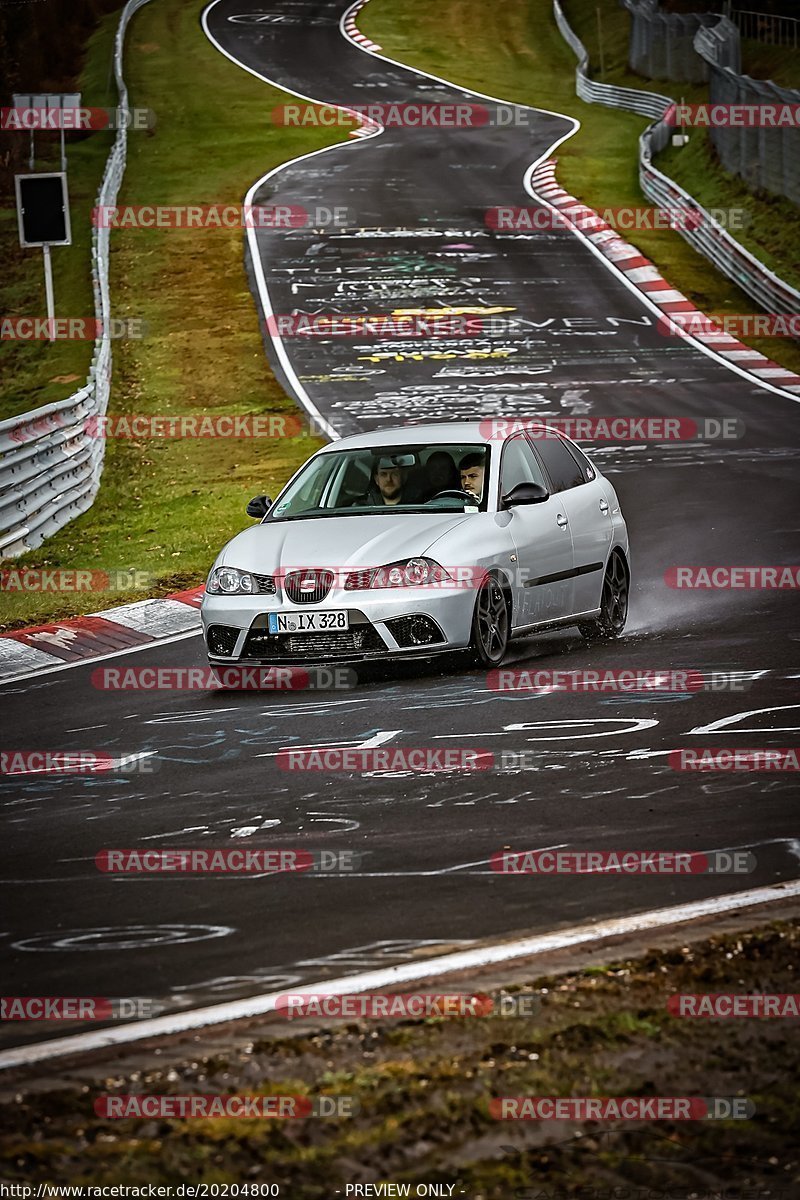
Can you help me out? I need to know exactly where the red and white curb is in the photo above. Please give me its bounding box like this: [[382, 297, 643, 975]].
[[343, 0, 381, 53], [528, 159, 800, 396], [0, 585, 203, 683]]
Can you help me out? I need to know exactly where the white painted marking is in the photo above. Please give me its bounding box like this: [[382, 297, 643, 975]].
[[256, 729, 401, 759], [688, 704, 800, 735], [3, 881, 798, 1070], [101, 598, 201, 636]]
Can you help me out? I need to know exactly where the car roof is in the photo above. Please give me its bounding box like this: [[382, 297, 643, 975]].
[[316, 421, 558, 453]]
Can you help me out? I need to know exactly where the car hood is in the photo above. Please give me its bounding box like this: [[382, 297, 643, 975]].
[[217, 512, 472, 573]]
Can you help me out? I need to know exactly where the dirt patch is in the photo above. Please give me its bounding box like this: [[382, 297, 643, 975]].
[[1, 918, 798, 1196]]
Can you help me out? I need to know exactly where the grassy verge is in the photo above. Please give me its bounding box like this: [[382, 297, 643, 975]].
[[0, 17, 119, 420], [360, 0, 800, 369], [2, 919, 798, 1193], [0, 0, 345, 630]]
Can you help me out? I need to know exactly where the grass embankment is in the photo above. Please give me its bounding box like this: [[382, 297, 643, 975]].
[[360, 0, 800, 370], [570, 3, 800, 291], [0, 18, 118, 419], [1, 920, 798, 1194], [0, 0, 344, 630]]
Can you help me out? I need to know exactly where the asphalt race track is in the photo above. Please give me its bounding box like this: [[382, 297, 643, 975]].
[[2, 0, 799, 1055]]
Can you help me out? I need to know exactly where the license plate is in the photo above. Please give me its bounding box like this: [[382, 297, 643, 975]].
[[267, 610, 349, 634]]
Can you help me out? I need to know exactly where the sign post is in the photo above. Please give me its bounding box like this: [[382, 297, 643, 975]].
[[12, 93, 82, 171], [14, 172, 72, 342]]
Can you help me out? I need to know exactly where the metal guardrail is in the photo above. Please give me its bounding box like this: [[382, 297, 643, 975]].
[[551, 0, 800, 322], [0, 0, 153, 559], [554, 0, 672, 119], [623, 0, 725, 84], [731, 9, 800, 48], [695, 22, 800, 206]]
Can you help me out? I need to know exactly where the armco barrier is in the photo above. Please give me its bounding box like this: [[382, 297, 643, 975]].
[[695, 22, 800, 206], [0, 0, 153, 559], [552, 0, 800, 323]]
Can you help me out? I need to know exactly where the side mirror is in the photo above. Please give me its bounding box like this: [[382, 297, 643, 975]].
[[501, 482, 549, 509], [246, 494, 272, 519]]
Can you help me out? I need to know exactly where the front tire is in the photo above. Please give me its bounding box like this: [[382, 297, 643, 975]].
[[468, 574, 510, 666], [578, 551, 629, 641]]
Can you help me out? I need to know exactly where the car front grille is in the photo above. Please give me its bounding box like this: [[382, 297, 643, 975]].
[[242, 626, 386, 659], [284, 569, 335, 604], [252, 573, 277, 595]]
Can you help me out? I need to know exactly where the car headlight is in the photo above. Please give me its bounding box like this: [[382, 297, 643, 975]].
[[345, 557, 452, 590], [206, 566, 256, 595]]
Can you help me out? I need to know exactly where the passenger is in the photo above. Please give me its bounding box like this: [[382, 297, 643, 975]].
[[460, 452, 486, 502], [422, 450, 460, 500]]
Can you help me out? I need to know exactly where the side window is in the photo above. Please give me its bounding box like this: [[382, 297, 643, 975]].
[[500, 434, 549, 497], [564, 439, 596, 483], [529, 433, 586, 492]]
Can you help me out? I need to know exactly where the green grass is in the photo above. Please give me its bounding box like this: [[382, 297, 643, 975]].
[[360, 0, 800, 370], [742, 37, 800, 90], [0, 0, 345, 629], [0, 16, 119, 420], [562, 0, 800, 293]]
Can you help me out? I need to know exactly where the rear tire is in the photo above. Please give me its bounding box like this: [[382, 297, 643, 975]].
[[468, 574, 510, 666], [578, 551, 629, 641]]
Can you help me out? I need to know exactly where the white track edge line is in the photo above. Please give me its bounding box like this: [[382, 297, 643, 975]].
[[343, 0, 800, 405], [201, 0, 391, 443], [2, 880, 798, 1071]]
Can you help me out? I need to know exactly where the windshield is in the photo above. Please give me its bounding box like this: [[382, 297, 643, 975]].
[[268, 444, 491, 521]]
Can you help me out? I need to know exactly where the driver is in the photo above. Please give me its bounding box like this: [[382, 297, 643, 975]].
[[353, 456, 406, 507], [459, 452, 486, 502]]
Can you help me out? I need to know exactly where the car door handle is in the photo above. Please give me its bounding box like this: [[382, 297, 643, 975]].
[[599, 499, 609, 514], [557, 513, 569, 528]]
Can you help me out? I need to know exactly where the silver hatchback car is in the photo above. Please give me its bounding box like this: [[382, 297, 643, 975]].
[[201, 421, 630, 668]]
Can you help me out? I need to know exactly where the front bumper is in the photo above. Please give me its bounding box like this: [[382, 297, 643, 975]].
[[200, 586, 477, 663]]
